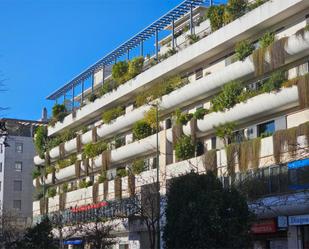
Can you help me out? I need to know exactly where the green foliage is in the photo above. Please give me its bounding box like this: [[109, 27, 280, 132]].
[[144, 107, 158, 130], [46, 129, 76, 151], [34, 126, 48, 158], [163, 172, 252, 249], [193, 108, 208, 120], [52, 104, 67, 122], [174, 135, 195, 160], [112, 60, 129, 85], [98, 171, 107, 183], [187, 34, 200, 44], [207, 5, 225, 31], [102, 106, 124, 124], [214, 122, 237, 146], [235, 40, 255, 61], [259, 32, 275, 49], [132, 159, 145, 175], [225, 0, 247, 22], [88, 93, 97, 102], [61, 182, 68, 193], [133, 120, 153, 140], [174, 109, 193, 125], [99, 79, 117, 96], [15, 217, 57, 249], [56, 154, 77, 170], [32, 167, 41, 179], [116, 168, 128, 178], [210, 80, 243, 112], [247, 0, 267, 11], [47, 187, 57, 198], [79, 180, 93, 189], [45, 165, 54, 175], [128, 56, 144, 79], [83, 140, 108, 158], [262, 70, 286, 92]]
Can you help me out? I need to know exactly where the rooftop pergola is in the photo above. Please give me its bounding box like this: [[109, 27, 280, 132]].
[[47, 0, 220, 105]]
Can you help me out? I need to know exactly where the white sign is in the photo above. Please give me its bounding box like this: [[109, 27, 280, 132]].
[[289, 214, 309, 226]]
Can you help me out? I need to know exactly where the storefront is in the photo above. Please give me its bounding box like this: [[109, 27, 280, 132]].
[[251, 218, 288, 249], [288, 214, 309, 249]]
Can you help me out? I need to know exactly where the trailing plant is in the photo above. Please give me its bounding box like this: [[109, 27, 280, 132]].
[[112, 60, 129, 85], [174, 135, 195, 160], [45, 165, 54, 175], [116, 168, 128, 178], [174, 109, 193, 125], [47, 187, 57, 198], [132, 159, 145, 175], [56, 154, 77, 170], [295, 24, 309, 39], [204, 149, 217, 172], [193, 108, 208, 120], [79, 180, 93, 189], [83, 140, 108, 158], [144, 107, 158, 130], [52, 104, 67, 122], [235, 40, 255, 61], [239, 138, 261, 172], [128, 56, 144, 79], [187, 34, 200, 44], [259, 32, 275, 49], [226, 143, 240, 176], [207, 5, 225, 31], [61, 182, 68, 193], [88, 93, 97, 102], [214, 122, 237, 146], [210, 80, 243, 112], [247, 0, 267, 11], [102, 106, 125, 124], [34, 126, 48, 158], [99, 78, 117, 96], [133, 120, 153, 140]]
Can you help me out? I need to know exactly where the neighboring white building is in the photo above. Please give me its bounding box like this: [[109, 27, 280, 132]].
[[32, 0, 309, 248]]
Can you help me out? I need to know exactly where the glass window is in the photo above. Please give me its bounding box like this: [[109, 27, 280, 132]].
[[258, 120, 275, 137], [13, 180, 22, 191], [14, 162, 22, 172], [13, 200, 21, 210], [15, 143, 23, 153]]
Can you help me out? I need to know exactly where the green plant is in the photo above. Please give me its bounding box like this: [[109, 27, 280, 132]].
[[45, 165, 54, 175], [116, 168, 128, 178], [102, 106, 124, 124], [214, 122, 237, 146], [144, 107, 158, 130], [83, 140, 108, 158], [79, 180, 92, 188], [61, 182, 68, 193], [112, 60, 129, 85], [47, 187, 57, 198], [235, 40, 255, 61], [225, 0, 247, 22], [210, 80, 243, 112], [187, 34, 200, 44], [132, 159, 145, 175], [52, 104, 67, 122], [98, 171, 107, 183], [207, 5, 225, 31], [34, 126, 48, 158], [193, 108, 208, 120], [32, 167, 41, 179], [99, 79, 117, 96], [259, 32, 275, 49], [261, 70, 286, 92], [128, 56, 144, 79], [88, 93, 97, 102], [247, 0, 266, 11], [133, 120, 153, 140], [174, 135, 195, 160]]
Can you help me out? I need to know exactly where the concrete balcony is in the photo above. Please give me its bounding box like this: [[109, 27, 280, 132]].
[[48, 0, 309, 137]]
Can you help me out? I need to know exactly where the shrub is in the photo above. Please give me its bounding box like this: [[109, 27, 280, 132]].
[[247, 0, 267, 11], [210, 81, 243, 112], [133, 120, 153, 140], [79, 180, 92, 189], [83, 141, 108, 158], [144, 107, 158, 130], [259, 32, 275, 49], [88, 93, 97, 102], [112, 61, 129, 85], [174, 135, 195, 160], [45, 165, 54, 175], [47, 187, 57, 198], [186, 34, 200, 44], [207, 5, 225, 31], [32, 168, 41, 179], [34, 126, 48, 158], [102, 106, 124, 124], [235, 40, 255, 61], [132, 159, 145, 175], [116, 168, 128, 178], [52, 104, 67, 122], [128, 57, 144, 79], [98, 171, 107, 183], [174, 109, 193, 125], [193, 108, 208, 120], [61, 183, 68, 193], [225, 0, 247, 22], [214, 122, 237, 146], [99, 79, 117, 96], [262, 70, 286, 92]]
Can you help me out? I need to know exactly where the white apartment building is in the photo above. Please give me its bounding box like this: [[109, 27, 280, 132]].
[[32, 0, 309, 248]]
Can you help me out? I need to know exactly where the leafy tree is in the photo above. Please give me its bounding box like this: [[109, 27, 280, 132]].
[[163, 172, 252, 249], [34, 126, 48, 158], [16, 217, 57, 249], [174, 135, 195, 160]]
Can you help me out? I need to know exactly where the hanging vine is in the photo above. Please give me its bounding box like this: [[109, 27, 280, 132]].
[[59, 193, 66, 211], [190, 118, 197, 144], [204, 149, 217, 173], [226, 143, 240, 176], [92, 182, 99, 203], [239, 138, 261, 172], [92, 127, 97, 143], [59, 143, 65, 159], [76, 134, 82, 153], [297, 74, 309, 109], [114, 177, 122, 199], [75, 160, 81, 178], [104, 181, 108, 200], [101, 150, 111, 172], [128, 173, 136, 197]]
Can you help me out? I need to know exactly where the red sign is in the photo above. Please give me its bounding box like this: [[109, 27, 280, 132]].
[[251, 219, 277, 234], [71, 201, 108, 213]]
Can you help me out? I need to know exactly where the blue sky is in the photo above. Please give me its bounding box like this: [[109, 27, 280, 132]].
[[0, 0, 224, 121]]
